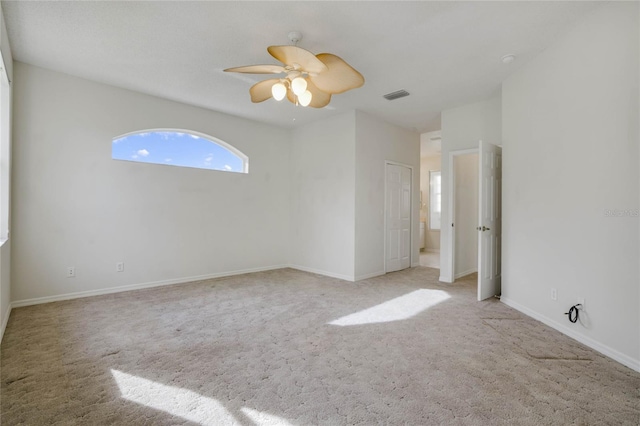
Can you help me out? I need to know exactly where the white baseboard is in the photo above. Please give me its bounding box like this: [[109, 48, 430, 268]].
[[501, 297, 640, 373], [439, 275, 453, 283], [455, 268, 477, 279], [11, 265, 290, 308], [288, 265, 355, 282], [354, 271, 385, 281], [0, 302, 12, 345]]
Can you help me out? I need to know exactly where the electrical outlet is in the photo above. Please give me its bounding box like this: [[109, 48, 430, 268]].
[[116, 262, 124, 272], [67, 266, 75, 278], [551, 288, 557, 301]]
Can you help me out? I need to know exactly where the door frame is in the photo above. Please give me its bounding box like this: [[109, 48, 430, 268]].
[[446, 148, 479, 283], [383, 161, 415, 273]]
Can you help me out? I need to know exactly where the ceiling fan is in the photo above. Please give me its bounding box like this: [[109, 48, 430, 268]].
[[224, 31, 364, 108]]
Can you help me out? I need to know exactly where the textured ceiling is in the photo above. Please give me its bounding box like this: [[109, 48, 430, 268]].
[[2, 1, 601, 132]]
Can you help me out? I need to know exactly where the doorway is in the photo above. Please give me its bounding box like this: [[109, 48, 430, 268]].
[[384, 162, 412, 273], [447, 142, 502, 301], [453, 152, 479, 279], [419, 154, 442, 270]]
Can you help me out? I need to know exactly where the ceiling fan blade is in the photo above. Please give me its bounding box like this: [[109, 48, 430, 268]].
[[249, 78, 280, 103], [305, 79, 331, 108], [267, 45, 328, 74], [311, 53, 365, 94], [224, 65, 286, 74]]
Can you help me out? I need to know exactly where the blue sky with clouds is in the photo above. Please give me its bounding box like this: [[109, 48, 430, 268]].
[[112, 131, 244, 172]]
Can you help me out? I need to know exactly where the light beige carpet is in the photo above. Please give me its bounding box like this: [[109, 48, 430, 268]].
[[1, 267, 639, 425]]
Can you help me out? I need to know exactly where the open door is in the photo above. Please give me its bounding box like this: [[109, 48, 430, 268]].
[[477, 141, 502, 301]]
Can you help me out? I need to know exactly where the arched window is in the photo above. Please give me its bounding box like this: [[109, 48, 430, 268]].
[[112, 129, 248, 173]]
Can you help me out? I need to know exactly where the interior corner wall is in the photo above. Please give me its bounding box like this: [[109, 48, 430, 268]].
[[354, 110, 420, 280], [290, 111, 356, 281], [439, 95, 501, 282], [501, 2, 639, 370], [11, 62, 291, 303]]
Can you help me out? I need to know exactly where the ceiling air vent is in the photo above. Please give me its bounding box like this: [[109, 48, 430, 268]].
[[383, 90, 410, 101]]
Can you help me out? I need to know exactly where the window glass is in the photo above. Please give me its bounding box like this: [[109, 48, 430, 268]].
[[429, 171, 441, 230], [112, 130, 248, 173]]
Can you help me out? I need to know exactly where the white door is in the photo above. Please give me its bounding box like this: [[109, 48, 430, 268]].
[[385, 164, 411, 272], [477, 141, 502, 301]]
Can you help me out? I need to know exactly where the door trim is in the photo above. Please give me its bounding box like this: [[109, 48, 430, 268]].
[[383, 161, 415, 273]]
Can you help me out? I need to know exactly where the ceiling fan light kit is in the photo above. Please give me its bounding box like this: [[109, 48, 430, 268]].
[[291, 76, 307, 96], [271, 82, 287, 101], [298, 89, 312, 107], [224, 31, 364, 108]]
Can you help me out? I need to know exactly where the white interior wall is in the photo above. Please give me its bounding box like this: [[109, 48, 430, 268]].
[[354, 110, 420, 280], [440, 95, 501, 282], [289, 111, 356, 280], [501, 2, 639, 371], [453, 153, 478, 278], [419, 155, 441, 251], [11, 63, 291, 303], [10, 63, 419, 305]]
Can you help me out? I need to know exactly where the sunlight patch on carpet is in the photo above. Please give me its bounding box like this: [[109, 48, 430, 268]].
[[111, 369, 238, 425], [328, 289, 450, 326], [241, 407, 296, 426]]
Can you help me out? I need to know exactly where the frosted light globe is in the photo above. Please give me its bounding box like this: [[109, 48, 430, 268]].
[[298, 90, 312, 107], [271, 82, 287, 101], [291, 77, 307, 96]]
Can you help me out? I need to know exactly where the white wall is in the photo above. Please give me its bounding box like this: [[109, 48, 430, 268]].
[[440, 95, 501, 282], [289, 110, 419, 281], [501, 2, 639, 371], [419, 155, 441, 251], [454, 153, 478, 278], [289, 111, 356, 280], [10, 63, 419, 307], [12, 63, 291, 303], [354, 110, 420, 280]]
